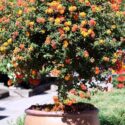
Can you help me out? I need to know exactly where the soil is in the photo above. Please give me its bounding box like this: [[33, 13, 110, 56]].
[[28, 103, 97, 113]]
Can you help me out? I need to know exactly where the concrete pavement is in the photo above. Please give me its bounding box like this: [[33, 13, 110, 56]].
[[0, 84, 57, 125]]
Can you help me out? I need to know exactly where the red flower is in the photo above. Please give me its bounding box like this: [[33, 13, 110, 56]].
[[89, 19, 96, 26], [117, 76, 125, 82], [80, 83, 87, 91], [51, 40, 57, 49], [69, 89, 77, 95], [65, 58, 71, 64], [16, 73, 24, 79], [117, 83, 124, 89]]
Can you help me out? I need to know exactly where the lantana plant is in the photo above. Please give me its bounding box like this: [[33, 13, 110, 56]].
[[0, 0, 124, 104]]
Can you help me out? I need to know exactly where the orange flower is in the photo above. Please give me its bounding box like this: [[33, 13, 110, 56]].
[[83, 50, 89, 58], [111, 4, 120, 11], [103, 56, 110, 62], [58, 28, 64, 35], [79, 12, 86, 18], [28, 0, 35, 3], [65, 99, 73, 106], [72, 24, 78, 32], [79, 92, 85, 98], [95, 67, 100, 74], [89, 19, 96, 26], [63, 40, 69, 48], [53, 96, 59, 103], [36, 17, 45, 24], [50, 69, 61, 77], [69, 6, 77, 12], [19, 44, 25, 49], [7, 79, 13, 86], [31, 70, 37, 76], [45, 36, 51, 45], [64, 74, 72, 81]]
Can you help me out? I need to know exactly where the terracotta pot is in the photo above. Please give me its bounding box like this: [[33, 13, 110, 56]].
[[29, 78, 41, 86], [25, 109, 99, 125]]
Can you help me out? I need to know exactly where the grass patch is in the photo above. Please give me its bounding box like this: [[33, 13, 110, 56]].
[[89, 89, 125, 125], [8, 116, 25, 125]]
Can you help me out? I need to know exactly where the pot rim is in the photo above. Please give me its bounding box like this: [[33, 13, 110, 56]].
[[25, 108, 99, 117]]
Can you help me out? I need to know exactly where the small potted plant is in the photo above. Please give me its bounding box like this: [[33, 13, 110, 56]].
[[0, 0, 124, 125]]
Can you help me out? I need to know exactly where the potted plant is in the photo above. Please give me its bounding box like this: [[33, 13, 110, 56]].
[[0, 0, 124, 125]]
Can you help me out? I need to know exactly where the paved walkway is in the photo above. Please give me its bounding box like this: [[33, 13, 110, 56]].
[[0, 84, 57, 125]]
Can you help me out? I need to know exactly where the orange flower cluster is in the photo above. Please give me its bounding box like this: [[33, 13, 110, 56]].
[[0, 0, 124, 92]]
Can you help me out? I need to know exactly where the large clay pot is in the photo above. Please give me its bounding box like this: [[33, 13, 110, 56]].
[[25, 108, 99, 125]]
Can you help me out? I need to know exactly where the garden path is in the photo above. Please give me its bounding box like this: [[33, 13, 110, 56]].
[[0, 84, 56, 125]]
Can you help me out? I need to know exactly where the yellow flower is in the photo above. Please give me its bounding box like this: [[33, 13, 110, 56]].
[[41, 30, 45, 34], [99, 39, 105, 45], [57, 4, 63, 10], [63, 40, 69, 48], [45, 8, 53, 14], [7, 38, 13, 44], [63, 27, 70, 31], [81, 31, 88, 37], [48, 17, 54, 22], [25, 20, 30, 25], [29, 7, 36, 12], [64, 21, 72, 26], [26, 32, 30, 37], [111, 25, 116, 29], [69, 6, 77, 12], [88, 29, 93, 34], [112, 59, 117, 63], [113, 53, 117, 58], [106, 29, 112, 35], [18, 10, 23, 15], [17, 17, 22, 22], [28, 46, 34, 52], [81, 20, 87, 26], [79, 12, 86, 18], [96, 7, 101, 12], [116, 11, 122, 16], [3, 42, 9, 47], [64, 74, 72, 81], [29, 21, 34, 26], [0, 46, 6, 52], [55, 18, 61, 25]]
